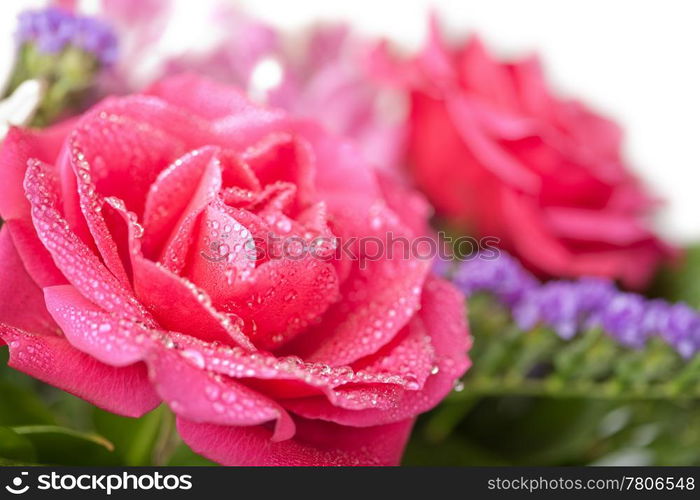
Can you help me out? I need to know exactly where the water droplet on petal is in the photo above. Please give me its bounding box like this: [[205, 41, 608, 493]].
[[181, 349, 205, 369]]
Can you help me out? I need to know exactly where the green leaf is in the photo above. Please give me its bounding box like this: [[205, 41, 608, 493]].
[[0, 427, 36, 462], [12, 425, 116, 465], [167, 443, 217, 466], [652, 243, 700, 307], [403, 432, 509, 466], [0, 347, 57, 426], [0, 346, 37, 389], [0, 382, 55, 426], [47, 391, 98, 430], [93, 405, 167, 466]]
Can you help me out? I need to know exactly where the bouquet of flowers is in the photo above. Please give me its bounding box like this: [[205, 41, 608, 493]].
[[0, 1, 697, 467]]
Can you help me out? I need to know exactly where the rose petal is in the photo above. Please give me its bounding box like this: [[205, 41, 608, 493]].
[[100, 197, 139, 282], [242, 133, 316, 209], [2, 219, 65, 287], [222, 255, 340, 351], [219, 149, 261, 192], [145, 73, 261, 120], [446, 94, 540, 192], [510, 56, 552, 117], [282, 276, 470, 426], [457, 37, 517, 109], [352, 316, 435, 387], [160, 332, 415, 406], [177, 415, 413, 466], [0, 226, 58, 335], [145, 74, 287, 150], [0, 126, 65, 221], [544, 206, 658, 246], [143, 146, 221, 258], [24, 159, 154, 324], [0, 127, 66, 287], [148, 347, 295, 441], [68, 144, 131, 287], [67, 107, 188, 218], [295, 121, 380, 204], [150, 148, 222, 273], [375, 171, 431, 237], [44, 285, 152, 367], [290, 251, 430, 366], [132, 256, 253, 349], [187, 203, 255, 302], [86, 96, 216, 149], [504, 191, 662, 288], [0, 324, 160, 417]]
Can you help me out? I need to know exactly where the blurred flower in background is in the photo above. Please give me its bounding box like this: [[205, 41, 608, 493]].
[[2, 4, 117, 126], [0, 0, 699, 468], [0, 80, 43, 141], [16, 6, 116, 65], [0, 4, 42, 139], [374, 18, 674, 288], [449, 252, 700, 357], [99, 1, 407, 174]]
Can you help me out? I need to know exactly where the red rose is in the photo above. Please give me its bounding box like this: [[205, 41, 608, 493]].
[[376, 20, 672, 288], [0, 75, 470, 465]]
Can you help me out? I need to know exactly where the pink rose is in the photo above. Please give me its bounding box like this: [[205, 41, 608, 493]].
[[0, 75, 470, 466], [374, 20, 673, 288]]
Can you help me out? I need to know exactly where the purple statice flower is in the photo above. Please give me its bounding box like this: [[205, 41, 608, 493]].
[[452, 250, 699, 358], [72, 17, 118, 66], [514, 281, 587, 339], [639, 300, 671, 339], [574, 278, 617, 313], [512, 278, 614, 339], [660, 304, 700, 359], [16, 7, 73, 53], [16, 7, 117, 66], [452, 253, 537, 306], [594, 293, 649, 348]]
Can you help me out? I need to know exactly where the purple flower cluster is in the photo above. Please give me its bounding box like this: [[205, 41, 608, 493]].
[[16, 7, 117, 66], [452, 255, 538, 306], [446, 253, 700, 358]]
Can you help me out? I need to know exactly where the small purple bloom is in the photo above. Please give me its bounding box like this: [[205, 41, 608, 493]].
[[661, 304, 700, 358], [72, 17, 118, 66], [16, 7, 117, 66], [641, 300, 671, 336], [574, 278, 617, 312], [453, 253, 536, 306], [514, 282, 582, 339], [595, 293, 649, 348], [451, 250, 699, 358]]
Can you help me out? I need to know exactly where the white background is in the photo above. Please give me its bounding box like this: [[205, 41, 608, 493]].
[[3, 0, 700, 242]]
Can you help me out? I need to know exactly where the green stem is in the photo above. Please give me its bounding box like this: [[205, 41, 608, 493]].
[[151, 407, 179, 466]]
